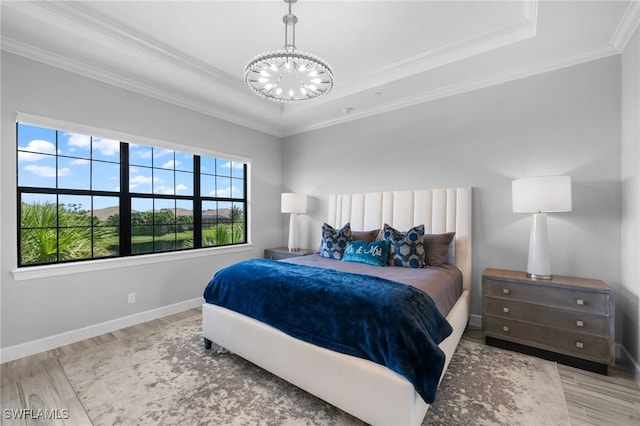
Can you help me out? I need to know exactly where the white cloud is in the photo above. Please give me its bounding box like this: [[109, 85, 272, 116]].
[[63, 133, 119, 157], [70, 158, 90, 166], [129, 174, 155, 190], [93, 137, 120, 157], [219, 161, 244, 170], [18, 140, 57, 161], [153, 183, 188, 195], [24, 165, 70, 178], [161, 160, 181, 169], [130, 145, 152, 160], [154, 148, 173, 159], [156, 186, 174, 195], [210, 186, 232, 197], [65, 133, 91, 149]]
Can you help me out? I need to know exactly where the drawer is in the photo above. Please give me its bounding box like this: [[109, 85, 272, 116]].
[[484, 279, 610, 315], [484, 315, 611, 363], [484, 297, 609, 337]]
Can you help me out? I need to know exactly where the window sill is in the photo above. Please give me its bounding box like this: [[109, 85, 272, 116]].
[[10, 244, 253, 282]]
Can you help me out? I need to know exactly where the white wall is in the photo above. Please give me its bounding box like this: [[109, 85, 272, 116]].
[[621, 25, 640, 371], [0, 52, 283, 354], [282, 56, 625, 353]]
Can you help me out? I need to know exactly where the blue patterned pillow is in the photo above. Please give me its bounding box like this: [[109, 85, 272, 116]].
[[380, 224, 426, 268], [320, 223, 351, 260], [342, 240, 390, 267]]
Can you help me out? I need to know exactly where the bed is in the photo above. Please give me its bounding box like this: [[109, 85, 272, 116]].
[[202, 187, 472, 426]]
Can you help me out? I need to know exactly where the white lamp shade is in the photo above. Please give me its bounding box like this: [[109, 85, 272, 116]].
[[512, 176, 572, 213], [281, 193, 307, 214]]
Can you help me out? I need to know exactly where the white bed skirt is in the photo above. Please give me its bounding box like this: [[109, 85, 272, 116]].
[[202, 288, 470, 426]]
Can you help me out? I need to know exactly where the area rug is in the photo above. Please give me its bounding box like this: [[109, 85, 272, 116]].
[[426, 336, 571, 425], [60, 315, 571, 425]]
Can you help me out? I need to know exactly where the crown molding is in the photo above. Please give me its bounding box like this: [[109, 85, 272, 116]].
[[285, 42, 619, 137], [1, 37, 284, 137], [309, 1, 538, 108], [611, 0, 640, 52], [31, 1, 244, 91]]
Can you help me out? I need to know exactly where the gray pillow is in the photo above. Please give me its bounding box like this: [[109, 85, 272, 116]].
[[351, 229, 380, 243], [423, 232, 456, 266]]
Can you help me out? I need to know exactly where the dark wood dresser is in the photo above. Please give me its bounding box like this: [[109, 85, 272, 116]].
[[482, 268, 615, 374]]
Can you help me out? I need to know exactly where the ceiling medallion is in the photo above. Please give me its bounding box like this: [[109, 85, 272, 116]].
[[244, 0, 334, 103]]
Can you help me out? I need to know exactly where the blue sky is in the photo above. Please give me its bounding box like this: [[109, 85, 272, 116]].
[[17, 123, 245, 212]]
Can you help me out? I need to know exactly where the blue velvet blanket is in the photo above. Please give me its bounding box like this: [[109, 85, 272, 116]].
[[203, 259, 453, 403]]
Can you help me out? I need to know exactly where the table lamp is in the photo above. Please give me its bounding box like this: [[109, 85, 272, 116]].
[[281, 193, 307, 251], [512, 176, 572, 279]]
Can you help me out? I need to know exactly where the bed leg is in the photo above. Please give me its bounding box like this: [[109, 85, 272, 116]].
[[204, 337, 212, 350]]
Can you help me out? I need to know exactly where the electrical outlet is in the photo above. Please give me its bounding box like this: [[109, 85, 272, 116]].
[[128, 292, 136, 304]]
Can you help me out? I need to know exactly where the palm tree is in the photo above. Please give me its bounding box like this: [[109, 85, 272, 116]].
[[20, 202, 116, 265], [230, 204, 244, 222], [202, 223, 244, 246]]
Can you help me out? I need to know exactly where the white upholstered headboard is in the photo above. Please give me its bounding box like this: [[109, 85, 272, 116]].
[[327, 187, 472, 290]]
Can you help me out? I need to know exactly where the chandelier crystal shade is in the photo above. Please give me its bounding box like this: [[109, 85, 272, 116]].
[[244, 0, 334, 103]]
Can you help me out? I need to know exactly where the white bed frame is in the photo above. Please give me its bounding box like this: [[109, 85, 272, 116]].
[[202, 187, 472, 426]]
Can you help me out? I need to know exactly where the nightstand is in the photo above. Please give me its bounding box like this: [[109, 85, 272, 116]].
[[264, 247, 315, 260], [482, 268, 615, 374]]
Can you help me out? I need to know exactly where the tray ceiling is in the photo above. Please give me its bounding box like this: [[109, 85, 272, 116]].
[[1, 1, 638, 137]]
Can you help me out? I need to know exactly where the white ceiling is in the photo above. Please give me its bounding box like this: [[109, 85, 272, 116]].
[[2, 1, 638, 137]]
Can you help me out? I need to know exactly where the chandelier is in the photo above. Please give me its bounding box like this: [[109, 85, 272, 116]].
[[244, 0, 334, 103]]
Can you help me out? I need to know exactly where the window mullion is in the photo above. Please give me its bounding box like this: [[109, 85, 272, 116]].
[[194, 156, 202, 248], [120, 142, 132, 256]]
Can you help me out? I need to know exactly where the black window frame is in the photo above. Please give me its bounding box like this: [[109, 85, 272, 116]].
[[16, 121, 248, 268]]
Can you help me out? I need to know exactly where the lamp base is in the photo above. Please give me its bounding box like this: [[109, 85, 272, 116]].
[[287, 213, 299, 252], [526, 213, 553, 280], [526, 272, 553, 280]]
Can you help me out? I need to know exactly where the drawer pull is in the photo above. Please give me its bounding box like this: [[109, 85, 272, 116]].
[[503, 307, 510, 314], [502, 325, 510, 332], [502, 288, 510, 295], [576, 341, 584, 349], [576, 298, 584, 305], [576, 320, 584, 327]]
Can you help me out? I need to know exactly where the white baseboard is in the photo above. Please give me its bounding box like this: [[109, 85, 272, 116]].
[[0, 298, 203, 364], [618, 344, 640, 384]]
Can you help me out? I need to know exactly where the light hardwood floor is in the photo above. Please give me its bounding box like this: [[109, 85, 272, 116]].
[[1, 308, 638, 425], [464, 328, 640, 426]]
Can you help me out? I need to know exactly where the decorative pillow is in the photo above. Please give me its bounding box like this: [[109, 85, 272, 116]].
[[379, 224, 426, 268], [351, 229, 380, 243], [319, 223, 351, 260], [423, 232, 456, 266], [342, 240, 390, 267]]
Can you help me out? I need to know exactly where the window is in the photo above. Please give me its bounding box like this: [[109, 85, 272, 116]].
[[17, 121, 248, 267]]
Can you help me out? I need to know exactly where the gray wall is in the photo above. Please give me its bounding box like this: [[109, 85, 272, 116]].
[[621, 26, 640, 367], [2, 41, 638, 373], [282, 56, 624, 343], [0, 52, 282, 349]]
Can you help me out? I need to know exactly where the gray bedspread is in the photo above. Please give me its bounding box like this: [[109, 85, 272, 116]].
[[281, 254, 463, 316]]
